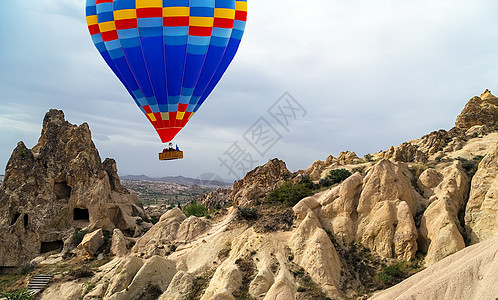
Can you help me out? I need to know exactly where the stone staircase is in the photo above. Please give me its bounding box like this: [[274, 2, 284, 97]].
[[27, 274, 53, 296]]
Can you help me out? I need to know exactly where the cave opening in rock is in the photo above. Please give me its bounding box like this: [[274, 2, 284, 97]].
[[10, 213, 20, 226], [54, 181, 71, 199], [0, 267, 21, 275], [73, 208, 89, 221], [24, 215, 28, 228], [40, 240, 63, 254]]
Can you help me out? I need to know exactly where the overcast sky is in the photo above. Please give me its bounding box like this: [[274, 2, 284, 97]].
[[1, 0, 497, 181]]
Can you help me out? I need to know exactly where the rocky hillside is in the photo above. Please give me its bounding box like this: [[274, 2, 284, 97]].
[[0, 90, 497, 300], [0, 110, 149, 270]]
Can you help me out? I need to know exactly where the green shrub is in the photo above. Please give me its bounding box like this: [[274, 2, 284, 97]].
[[73, 228, 88, 246], [17, 149, 26, 159], [328, 169, 352, 183], [319, 168, 352, 188], [374, 262, 409, 288], [457, 157, 481, 178], [237, 207, 259, 221], [319, 177, 333, 187], [267, 178, 314, 207], [0, 289, 33, 300], [183, 202, 209, 218]]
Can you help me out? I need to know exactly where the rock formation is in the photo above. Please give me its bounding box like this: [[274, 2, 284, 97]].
[[370, 236, 498, 300], [465, 143, 498, 244], [417, 162, 469, 266], [295, 159, 422, 261], [3, 90, 498, 300], [199, 188, 232, 210], [231, 158, 292, 207], [455, 89, 498, 129], [0, 109, 147, 268]]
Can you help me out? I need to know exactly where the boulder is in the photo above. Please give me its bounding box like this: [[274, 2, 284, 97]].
[[110, 229, 128, 257], [132, 208, 186, 257], [76, 229, 104, 258]]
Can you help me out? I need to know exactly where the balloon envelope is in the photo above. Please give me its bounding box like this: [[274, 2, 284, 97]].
[[86, 0, 247, 143]]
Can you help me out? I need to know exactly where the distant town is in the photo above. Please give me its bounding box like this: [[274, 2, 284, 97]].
[[121, 175, 230, 206]]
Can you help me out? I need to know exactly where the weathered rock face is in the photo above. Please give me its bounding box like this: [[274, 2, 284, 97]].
[[111, 229, 128, 257], [131, 208, 209, 258], [370, 236, 498, 300], [232, 159, 292, 207], [295, 159, 423, 261], [109, 256, 176, 300], [76, 229, 105, 258], [456, 89, 498, 129], [355, 160, 421, 260], [334, 151, 361, 165], [417, 162, 469, 266], [306, 152, 361, 181], [465, 143, 498, 244], [0, 109, 147, 267], [200, 188, 232, 210], [392, 142, 427, 163], [289, 212, 341, 298]]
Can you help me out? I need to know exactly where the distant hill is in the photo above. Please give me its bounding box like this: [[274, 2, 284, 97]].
[[121, 174, 232, 187]]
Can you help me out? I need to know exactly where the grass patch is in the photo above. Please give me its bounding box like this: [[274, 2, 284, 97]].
[[187, 270, 215, 300], [0, 274, 23, 293], [0, 289, 33, 300], [233, 256, 257, 300], [290, 263, 328, 299], [183, 202, 209, 218], [373, 261, 421, 289]]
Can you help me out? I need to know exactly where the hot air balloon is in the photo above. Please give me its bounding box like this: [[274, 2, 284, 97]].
[[85, 0, 247, 160]]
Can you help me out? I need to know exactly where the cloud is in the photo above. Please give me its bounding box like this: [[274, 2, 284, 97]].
[[0, 0, 497, 179]]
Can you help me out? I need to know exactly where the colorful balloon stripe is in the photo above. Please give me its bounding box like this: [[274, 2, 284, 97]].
[[86, 0, 247, 143]]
